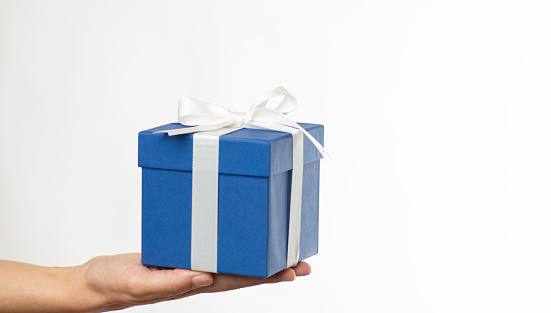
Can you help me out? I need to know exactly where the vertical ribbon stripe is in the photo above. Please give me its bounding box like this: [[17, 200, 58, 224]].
[[287, 130, 304, 267], [191, 133, 220, 273], [190, 127, 241, 272]]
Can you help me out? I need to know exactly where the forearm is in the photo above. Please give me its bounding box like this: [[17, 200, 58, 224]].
[[0, 260, 104, 313]]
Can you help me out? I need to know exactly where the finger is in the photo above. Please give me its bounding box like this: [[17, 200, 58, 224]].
[[291, 261, 311, 276], [185, 268, 297, 297], [192, 261, 313, 295]]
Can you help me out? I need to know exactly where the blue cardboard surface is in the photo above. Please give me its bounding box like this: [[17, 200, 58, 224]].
[[140, 123, 323, 278]]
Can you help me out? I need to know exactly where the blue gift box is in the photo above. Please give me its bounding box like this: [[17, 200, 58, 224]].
[[138, 122, 324, 278]]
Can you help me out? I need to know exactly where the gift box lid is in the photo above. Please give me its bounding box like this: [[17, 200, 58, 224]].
[[138, 123, 324, 177]]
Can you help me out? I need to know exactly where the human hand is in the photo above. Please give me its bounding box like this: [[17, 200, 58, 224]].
[[78, 253, 311, 312]]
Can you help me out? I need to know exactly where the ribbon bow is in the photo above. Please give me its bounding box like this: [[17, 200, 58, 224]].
[[155, 86, 326, 157]]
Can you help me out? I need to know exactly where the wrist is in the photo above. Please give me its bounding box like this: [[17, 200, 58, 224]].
[[59, 263, 109, 313]]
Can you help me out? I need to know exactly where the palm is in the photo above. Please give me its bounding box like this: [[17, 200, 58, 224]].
[[82, 253, 311, 310]]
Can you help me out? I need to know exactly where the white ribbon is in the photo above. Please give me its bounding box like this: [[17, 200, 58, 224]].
[[156, 86, 326, 272]]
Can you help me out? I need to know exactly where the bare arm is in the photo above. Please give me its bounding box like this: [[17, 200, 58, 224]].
[[0, 253, 311, 313]]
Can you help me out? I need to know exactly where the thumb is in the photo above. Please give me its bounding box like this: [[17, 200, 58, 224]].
[[189, 272, 214, 289], [134, 269, 213, 298]]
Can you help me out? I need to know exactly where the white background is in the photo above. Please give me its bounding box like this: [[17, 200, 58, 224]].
[[1, 1, 551, 312]]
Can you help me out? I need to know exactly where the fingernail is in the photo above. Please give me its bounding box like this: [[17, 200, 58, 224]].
[[192, 274, 212, 288]]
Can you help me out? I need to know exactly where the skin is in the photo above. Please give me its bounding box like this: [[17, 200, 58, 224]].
[[0, 253, 311, 313]]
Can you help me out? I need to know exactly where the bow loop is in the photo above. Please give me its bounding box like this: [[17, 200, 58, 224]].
[[252, 86, 297, 114], [248, 107, 295, 127], [178, 97, 232, 126]]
